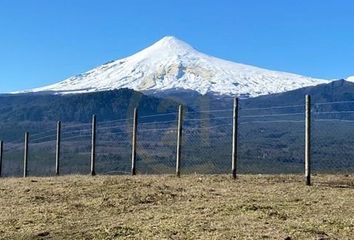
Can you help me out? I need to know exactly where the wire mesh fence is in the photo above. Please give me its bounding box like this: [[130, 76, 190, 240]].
[[312, 101, 354, 174], [59, 122, 92, 175], [2, 142, 23, 177], [28, 141, 56, 177], [96, 120, 132, 175], [135, 112, 178, 175], [182, 109, 233, 174], [0, 98, 354, 183], [238, 105, 305, 174]]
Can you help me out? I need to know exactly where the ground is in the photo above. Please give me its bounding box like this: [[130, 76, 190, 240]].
[[0, 174, 353, 240]]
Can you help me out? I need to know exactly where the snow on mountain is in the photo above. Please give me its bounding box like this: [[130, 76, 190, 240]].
[[24, 36, 329, 97], [346, 76, 354, 82]]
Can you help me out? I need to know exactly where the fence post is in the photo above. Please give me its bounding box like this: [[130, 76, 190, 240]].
[[91, 115, 96, 176], [131, 108, 138, 175], [176, 105, 183, 177], [55, 121, 61, 176], [23, 132, 29, 178], [305, 95, 311, 186], [0, 140, 3, 177], [232, 97, 239, 179]]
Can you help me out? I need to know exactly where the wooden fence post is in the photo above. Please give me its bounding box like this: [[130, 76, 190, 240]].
[[55, 121, 61, 176], [305, 95, 311, 186], [91, 115, 96, 176], [176, 105, 183, 177], [131, 108, 138, 175], [23, 132, 29, 178], [232, 97, 239, 179], [0, 140, 3, 177]]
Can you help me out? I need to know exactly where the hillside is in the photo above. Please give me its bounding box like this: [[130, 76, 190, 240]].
[[242, 79, 354, 109], [156, 80, 354, 112], [0, 89, 180, 123], [0, 89, 183, 142], [0, 175, 353, 239]]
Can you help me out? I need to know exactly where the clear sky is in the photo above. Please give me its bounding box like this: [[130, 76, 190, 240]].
[[0, 0, 353, 92]]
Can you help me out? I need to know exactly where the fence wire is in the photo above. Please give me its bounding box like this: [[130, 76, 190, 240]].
[[181, 110, 233, 174], [28, 140, 56, 177], [136, 119, 178, 175], [240, 105, 304, 174], [1, 101, 354, 181], [96, 121, 132, 175], [313, 111, 354, 174], [2, 142, 23, 177], [59, 123, 92, 175]]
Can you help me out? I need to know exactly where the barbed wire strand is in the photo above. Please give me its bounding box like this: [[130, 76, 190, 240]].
[[240, 104, 304, 111], [63, 122, 92, 129], [139, 112, 177, 119], [240, 112, 304, 118], [139, 120, 177, 126], [96, 125, 133, 132], [138, 140, 176, 145], [61, 134, 92, 142], [98, 118, 134, 125], [98, 122, 132, 129], [96, 140, 132, 145], [314, 118, 354, 123], [314, 110, 354, 115], [30, 129, 57, 138], [31, 139, 56, 145], [30, 134, 58, 143], [184, 116, 233, 121], [97, 131, 133, 138], [191, 109, 233, 114], [240, 120, 304, 125], [138, 127, 177, 133], [184, 123, 233, 131], [3, 143, 23, 151], [62, 128, 92, 135], [314, 100, 354, 106]]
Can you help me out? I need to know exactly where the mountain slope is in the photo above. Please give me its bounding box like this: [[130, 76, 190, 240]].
[[154, 80, 354, 114], [0, 89, 184, 142], [0, 89, 182, 123], [23, 36, 328, 97], [242, 79, 354, 109]]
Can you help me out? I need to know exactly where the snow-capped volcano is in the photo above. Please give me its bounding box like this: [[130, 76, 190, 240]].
[[25, 36, 328, 97]]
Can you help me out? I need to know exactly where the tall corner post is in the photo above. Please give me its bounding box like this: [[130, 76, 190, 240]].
[[91, 115, 97, 176], [176, 105, 184, 177], [131, 108, 138, 176], [305, 95, 311, 186], [55, 121, 61, 176], [0, 140, 3, 177], [232, 97, 239, 179], [23, 132, 29, 178]]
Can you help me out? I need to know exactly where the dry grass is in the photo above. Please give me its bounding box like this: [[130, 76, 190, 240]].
[[0, 174, 353, 239]]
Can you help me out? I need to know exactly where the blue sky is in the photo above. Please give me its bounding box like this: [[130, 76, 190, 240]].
[[0, 0, 353, 92]]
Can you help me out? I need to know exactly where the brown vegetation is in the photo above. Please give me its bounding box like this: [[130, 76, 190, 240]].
[[0, 174, 353, 239]]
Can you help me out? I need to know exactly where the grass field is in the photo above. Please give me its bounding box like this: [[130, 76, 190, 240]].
[[0, 174, 353, 239]]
